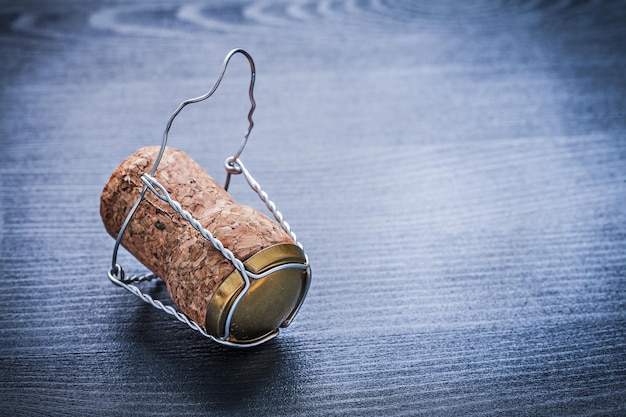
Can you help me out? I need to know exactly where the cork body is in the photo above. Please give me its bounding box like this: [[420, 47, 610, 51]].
[[100, 146, 293, 328]]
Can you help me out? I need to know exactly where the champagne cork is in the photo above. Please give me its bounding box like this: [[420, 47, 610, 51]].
[[100, 146, 308, 344]]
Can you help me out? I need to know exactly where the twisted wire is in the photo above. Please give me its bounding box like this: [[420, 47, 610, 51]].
[[227, 157, 304, 252], [108, 266, 210, 337], [107, 266, 278, 348], [140, 173, 252, 338], [106, 49, 308, 347], [107, 159, 309, 346]]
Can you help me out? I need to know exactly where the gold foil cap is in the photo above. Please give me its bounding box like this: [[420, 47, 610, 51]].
[[205, 243, 309, 345]]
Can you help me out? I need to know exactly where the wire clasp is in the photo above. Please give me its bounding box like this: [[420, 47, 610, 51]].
[[107, 49, 311, 347]]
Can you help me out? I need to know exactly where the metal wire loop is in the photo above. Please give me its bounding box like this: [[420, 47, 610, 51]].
[[224, 156, 243, 174], [150, 47, 256, 178]]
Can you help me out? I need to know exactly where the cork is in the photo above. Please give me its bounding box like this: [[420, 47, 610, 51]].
[[100, 146, 304, 341]]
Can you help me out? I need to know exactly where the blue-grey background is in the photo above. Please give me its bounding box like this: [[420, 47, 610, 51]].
[[1, 1, 625, 415]]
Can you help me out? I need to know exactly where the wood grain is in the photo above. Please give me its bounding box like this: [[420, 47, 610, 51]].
[[0, 1, 625, 416]]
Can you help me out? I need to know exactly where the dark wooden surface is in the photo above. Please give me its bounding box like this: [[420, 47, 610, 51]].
[[1, 1, 625, 415]]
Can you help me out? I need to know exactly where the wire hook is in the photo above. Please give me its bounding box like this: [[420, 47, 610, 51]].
[[111, 48, 256, 271], [149, 48, 256, 183]]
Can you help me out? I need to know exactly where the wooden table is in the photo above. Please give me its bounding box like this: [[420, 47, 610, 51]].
[[1, 1, 624, 415]]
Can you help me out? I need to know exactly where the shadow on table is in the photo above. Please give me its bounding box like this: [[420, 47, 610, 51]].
[[119, 279, 307, 414]]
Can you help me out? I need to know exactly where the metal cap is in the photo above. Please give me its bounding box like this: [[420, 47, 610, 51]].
[[204, 243, 308, 345]]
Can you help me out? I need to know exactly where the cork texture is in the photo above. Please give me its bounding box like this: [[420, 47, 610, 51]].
[[100, 146, 293, 327]]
